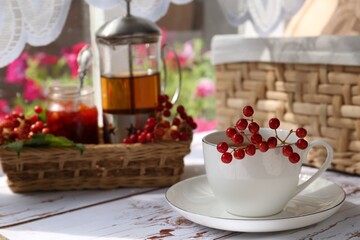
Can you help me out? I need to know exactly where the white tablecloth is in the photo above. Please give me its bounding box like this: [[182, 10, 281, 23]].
[[211, 35, 360, 66]]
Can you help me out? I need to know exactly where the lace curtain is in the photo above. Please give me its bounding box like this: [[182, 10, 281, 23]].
[[0, 0, 304, 68]]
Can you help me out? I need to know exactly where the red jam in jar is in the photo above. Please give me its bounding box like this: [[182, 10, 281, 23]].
[[46, 85, 99, 144]]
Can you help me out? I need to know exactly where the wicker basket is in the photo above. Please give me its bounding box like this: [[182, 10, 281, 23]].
[[215, 62, 360, 175], [0, 140, 191, 192]]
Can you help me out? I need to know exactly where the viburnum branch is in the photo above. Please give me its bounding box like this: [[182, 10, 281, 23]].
[[217, 105, 308, 164]]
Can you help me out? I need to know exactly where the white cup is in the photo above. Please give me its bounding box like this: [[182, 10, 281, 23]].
[[202, 128, 333, 217]]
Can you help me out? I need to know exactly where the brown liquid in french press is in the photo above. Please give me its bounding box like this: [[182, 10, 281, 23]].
[[101, 72, 160, 114]]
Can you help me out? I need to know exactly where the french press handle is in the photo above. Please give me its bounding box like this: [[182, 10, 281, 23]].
[[161, 44, 182, 104]]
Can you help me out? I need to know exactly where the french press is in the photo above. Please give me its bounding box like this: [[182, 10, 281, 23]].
[[95, 0, 181, 143]]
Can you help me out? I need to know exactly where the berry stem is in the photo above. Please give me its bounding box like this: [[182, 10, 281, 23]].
[[275, 129, 283, 143], [242, 131, 252, 143], [281, 129, 294, 144]]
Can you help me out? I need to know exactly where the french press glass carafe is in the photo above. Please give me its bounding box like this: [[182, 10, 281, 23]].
[[96, 0, 181, 143]]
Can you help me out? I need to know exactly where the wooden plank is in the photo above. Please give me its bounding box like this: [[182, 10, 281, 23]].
[[0, 176, 155, 228], [0, 188, 232, 240]]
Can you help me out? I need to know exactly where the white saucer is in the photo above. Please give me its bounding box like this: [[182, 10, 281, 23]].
[[166, 175, 345, 232]]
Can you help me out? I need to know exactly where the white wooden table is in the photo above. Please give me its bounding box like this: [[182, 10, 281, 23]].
[[0, 132, 359, 240]]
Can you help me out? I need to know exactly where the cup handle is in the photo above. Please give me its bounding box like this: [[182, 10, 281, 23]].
[[161, 44, 182, 104], [294, 139, 333, 196]]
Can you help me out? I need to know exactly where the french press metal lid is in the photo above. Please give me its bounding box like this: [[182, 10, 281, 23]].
[[96, 0, 161, 45]]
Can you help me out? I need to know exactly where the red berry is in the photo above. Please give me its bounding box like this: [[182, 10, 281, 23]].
[[1, 120, 13, 128], [154, 127, 165, 137], [4, 114, 13, 120], [11, 112, 19, 118], [289, 152, 301, 163], [243, 105, 254, 117], [236, 118, 248, 131], [190, 122, 197, 129], [156, 104, 164, 112], [176, 105, 185, 114], [248, 122, 260, 134], [144, 124, 154, 133], [217, 142, 229, 153], [161, 120, 171, 128], [296, 128, 307, 138], [137, 133, 146, 143], [269, 118, 280, 129], [35, 121, 44, 129], [251, 133, 263, 144], [28, 131, 36, 138], [258, 141, 269, 152], [34, 105, 43, 114], [146, 132, 154, 142], [170, 130, 180, 140], [29, 115, 39, 124], [267, 137, 277, 148], [30, 124, 39, 133], [165, 101, 173, 109], [129, 134, 138, 143], [221, 152, 232, 163], [234, 148, 245, 159], [180, 112, 188, 120], [226, 127, 237, 138], [231, 133, 244, 144], [42, 128, 50, 134], [163, 110, 171, 117], [158, 95, 166, 103], [245, 144, 256, 156], [186, 116, 194, 125], [12, 119, 20, 128], [18, 113, 25, 120], [146, 117, 157, 127], [179, 131, 189, 141], [282, 145, 293, 157], [296, 139, 308, 150], [172, 117, 181, 126], [163, 95, 170, 102]]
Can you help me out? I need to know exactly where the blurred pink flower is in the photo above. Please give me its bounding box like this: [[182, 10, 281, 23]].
[[64, 54, 78, 78], [164, 40, 194, 69], [0, 99, 10, 120], [71, 42, 89, 55], [165, 51, 187, 68], [182, 42, 195, 61], [33, 52, 59, 67], [23, 79, 44, 102], [161, 28, 167, 46], [62, 42, 89, 78], [194, 78, 215, 98], [5, 52, 29, 84], [194, 118, 217, 132]]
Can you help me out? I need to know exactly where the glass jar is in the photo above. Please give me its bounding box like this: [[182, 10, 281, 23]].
[[46, 85, 99, 144]]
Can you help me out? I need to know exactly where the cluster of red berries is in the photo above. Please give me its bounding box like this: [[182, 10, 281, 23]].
[[216, 105, 308, 164], [0, 106, 49, 145], [122, 94, 197, 144]]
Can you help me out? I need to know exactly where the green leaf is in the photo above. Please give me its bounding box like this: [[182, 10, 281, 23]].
[[4, 141, 24, 157], [3, 134, 85, 157]]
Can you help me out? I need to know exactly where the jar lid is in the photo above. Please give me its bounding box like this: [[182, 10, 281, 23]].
[[95, 1, 161, 45], [48, 85, 93, 100]]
